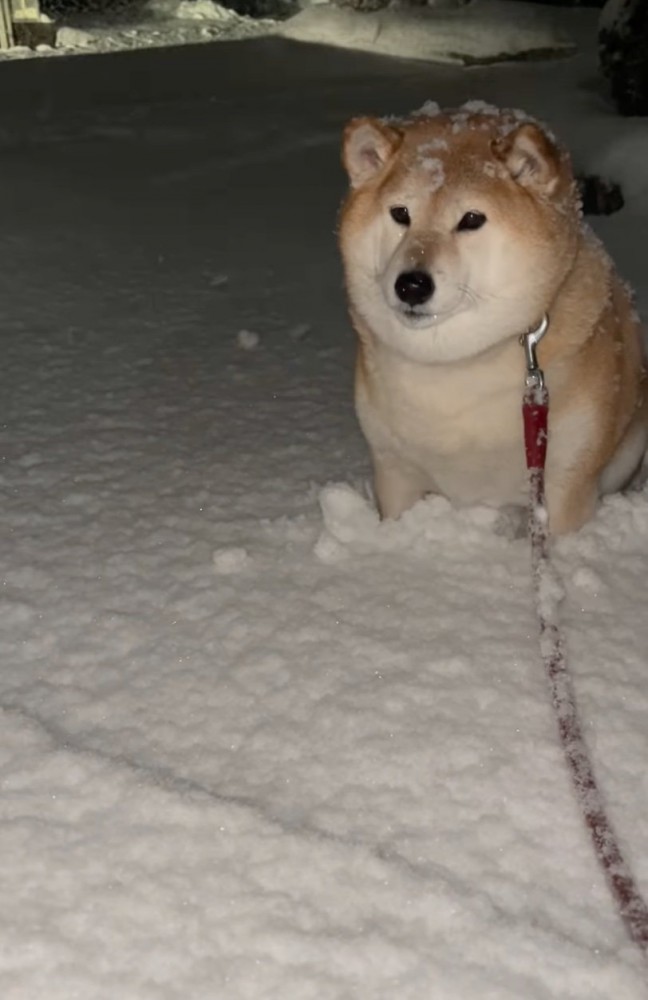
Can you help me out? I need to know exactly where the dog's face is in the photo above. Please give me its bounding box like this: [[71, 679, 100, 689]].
[[339, 107, 580, 364]]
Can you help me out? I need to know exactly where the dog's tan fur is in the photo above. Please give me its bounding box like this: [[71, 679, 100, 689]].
[[339, 104, 647, 533]]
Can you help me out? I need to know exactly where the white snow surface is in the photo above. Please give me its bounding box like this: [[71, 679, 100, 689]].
[[1, 0, 275, 60], [279, 0, 577, 65], [2, 0, 581, 64], [599, 0, 629, 33], [2, 26, 648, 999]]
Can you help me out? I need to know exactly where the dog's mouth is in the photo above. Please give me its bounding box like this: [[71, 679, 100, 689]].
[[391, 287, 473, 329], [399, 307, 439, 328], [396, 302, 464, 329]]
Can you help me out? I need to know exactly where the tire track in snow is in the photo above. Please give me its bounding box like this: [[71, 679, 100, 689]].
[[0, 697, 610, 960]]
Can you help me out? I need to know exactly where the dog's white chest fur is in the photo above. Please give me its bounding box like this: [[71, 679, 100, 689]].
[[356, 350, 528, 507]]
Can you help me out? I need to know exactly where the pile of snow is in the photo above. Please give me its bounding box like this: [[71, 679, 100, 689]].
[[55, 26, 95, 49], [147, 0, 233, 16], [146, 0, 294, 20], [591, 131, 648, 213], [151, 0, 254, 19], [279, 0, 576, 65], [599, 0, 629, 33]]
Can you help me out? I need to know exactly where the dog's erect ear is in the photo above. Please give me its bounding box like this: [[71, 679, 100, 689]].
[[342, 117, 403, 189], [492, 123, 562, 196]]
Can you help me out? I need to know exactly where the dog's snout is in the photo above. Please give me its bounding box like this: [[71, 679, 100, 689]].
[[395, 270, 435, 308]]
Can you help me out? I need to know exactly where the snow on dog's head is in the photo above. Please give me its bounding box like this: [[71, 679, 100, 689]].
[[339, 103, 580, 364]]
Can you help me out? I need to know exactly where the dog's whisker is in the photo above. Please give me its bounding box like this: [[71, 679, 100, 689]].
[[457, 284, 481, 305]]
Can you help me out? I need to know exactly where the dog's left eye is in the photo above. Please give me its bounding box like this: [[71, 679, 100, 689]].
[[457, 211, 487, 232], [390, 206, 411, 226]]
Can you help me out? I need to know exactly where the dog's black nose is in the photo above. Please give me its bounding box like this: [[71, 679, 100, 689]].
[[394, 270, 434, 307]]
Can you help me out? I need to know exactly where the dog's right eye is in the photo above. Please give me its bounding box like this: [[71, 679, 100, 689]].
[[390, 206, 411, 226], [457, 211, 487, 232]]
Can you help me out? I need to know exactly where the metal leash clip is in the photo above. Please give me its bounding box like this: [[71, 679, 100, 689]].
[[520, 314, 549, 389]]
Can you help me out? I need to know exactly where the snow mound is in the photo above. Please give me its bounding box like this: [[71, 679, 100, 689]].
[[147, 0, 296, 21], [599, 0, 629, 33], [147, 0, 254, 19], [315, 483, 501, 562], [55, 27, 95, 49], [279, 0, 576, 65], [591, 131, 648, 214]]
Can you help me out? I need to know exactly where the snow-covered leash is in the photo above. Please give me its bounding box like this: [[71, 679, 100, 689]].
[[522, 317, 648, 955]]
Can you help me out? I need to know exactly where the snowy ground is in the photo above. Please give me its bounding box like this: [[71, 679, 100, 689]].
[[3, 0, 276, 60], [3, 0, 580, 63], [2, 27, 648, 999], [280, 0, 577, 65]]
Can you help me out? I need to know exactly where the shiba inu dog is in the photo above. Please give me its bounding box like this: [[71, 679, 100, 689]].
[[338, 101, 647, 534]]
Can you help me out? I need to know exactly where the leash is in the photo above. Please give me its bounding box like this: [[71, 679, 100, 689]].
[[521, 317, 648, 955]]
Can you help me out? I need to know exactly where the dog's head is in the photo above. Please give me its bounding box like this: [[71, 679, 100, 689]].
[[339, 104, 581, 364]]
